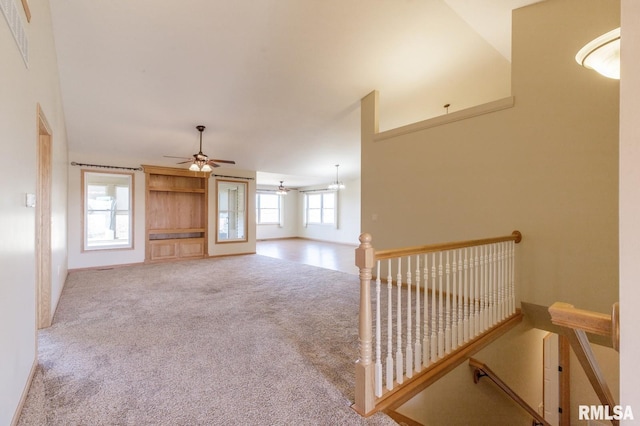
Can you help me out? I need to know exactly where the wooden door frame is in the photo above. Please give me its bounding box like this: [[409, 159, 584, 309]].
[[543, 332, 571, 425], [36, 104, 52, 329]]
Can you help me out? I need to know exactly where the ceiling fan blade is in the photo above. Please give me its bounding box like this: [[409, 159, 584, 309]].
[[164, 155, 191, 160], [210, 159, 236, 164], [176, 160, 193, 164], [208, 162, 222, 168]]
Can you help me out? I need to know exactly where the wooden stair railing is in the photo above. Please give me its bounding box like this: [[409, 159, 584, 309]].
[[469, 358, 550, 426], [548, 302, 620, 426], [354, 231, 523, 416]]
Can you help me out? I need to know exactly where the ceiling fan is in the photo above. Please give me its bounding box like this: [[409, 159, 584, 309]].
[[165, 125, 236, 172], [276, 181, 291, 195]]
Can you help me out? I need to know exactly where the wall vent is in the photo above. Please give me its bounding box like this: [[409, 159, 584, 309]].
[[0, 0, 29, 67]]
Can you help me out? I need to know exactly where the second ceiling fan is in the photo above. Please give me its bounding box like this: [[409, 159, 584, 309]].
[[166, 125, 236, 172]]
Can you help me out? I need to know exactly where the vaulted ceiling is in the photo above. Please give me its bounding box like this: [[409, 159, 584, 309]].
[[50, 0, 542, 187]]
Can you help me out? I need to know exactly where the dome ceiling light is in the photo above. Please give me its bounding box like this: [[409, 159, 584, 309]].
[[575, 27, 620, 80]]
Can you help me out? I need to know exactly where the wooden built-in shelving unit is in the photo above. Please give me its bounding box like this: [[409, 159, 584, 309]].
[[143, 165, 210, 262]]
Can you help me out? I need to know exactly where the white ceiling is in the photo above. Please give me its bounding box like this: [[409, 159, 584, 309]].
[[49, 0, 541, 187]]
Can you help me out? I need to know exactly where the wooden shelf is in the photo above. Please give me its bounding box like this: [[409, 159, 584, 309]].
[[148, 228, 205, 235], [143, 165, 210, 262], [148, 186, 205, 193]]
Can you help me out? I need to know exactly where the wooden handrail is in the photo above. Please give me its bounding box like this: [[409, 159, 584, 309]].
[[548, 302, 619, 351], [548, 302, 612, 336], [373, 230, 521, 260], [469, 358, 550, 426], [548, 302, 620, 425]]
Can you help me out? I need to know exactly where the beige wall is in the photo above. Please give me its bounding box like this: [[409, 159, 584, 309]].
[[361, 0, 620, 313], [0, 1, 69, 423]]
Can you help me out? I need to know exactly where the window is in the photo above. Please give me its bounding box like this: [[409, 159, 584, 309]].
[[216, 180, 248, 242], [306, 192, 335, 225], [256, 193, 281, 224], [83, 171, 133, 251]]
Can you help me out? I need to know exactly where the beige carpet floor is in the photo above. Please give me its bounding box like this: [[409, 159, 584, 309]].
[[17, 255, 396, 426]]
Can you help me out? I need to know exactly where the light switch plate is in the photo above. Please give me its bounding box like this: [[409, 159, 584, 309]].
[[25, 193, 36, 207]]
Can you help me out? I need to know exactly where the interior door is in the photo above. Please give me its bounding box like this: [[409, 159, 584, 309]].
[[36, 105, 52, 329]]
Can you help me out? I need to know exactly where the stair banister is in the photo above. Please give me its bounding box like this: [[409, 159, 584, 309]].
[[354, 230, 522, 417]]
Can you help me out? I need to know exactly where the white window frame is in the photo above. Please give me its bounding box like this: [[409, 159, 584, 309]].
[[216, 179, 248, 243], [82, 170, 134, 251], [304, 191, 337, 226], [256, 192, 282, 225]]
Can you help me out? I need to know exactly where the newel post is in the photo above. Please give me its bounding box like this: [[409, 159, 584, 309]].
[[354, 233, 376, 415]]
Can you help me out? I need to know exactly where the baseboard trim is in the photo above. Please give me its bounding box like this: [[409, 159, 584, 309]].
[[206, 252, 257, 258], [12, 358, 38, 426], [68, 261, 145, 273]]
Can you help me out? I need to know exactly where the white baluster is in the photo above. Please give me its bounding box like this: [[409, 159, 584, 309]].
[[504, 241, 513, 318], [414, 255, 422, 372], [405, 257, 413, 379], [430, 253, 438, 362], [386, 259, 393, 391], [485, 245, 491, 330], [451, 250, 458, 350], [463, 247, 470, 343], [374, 261, 382, 397], [492, 244, 498, 327], [478, 246, 487, 333], [487, 245, 496, 328], [495, 244, 500, 325], [457, 249, 464, 346], [474, 246, 480, 336], [396, 258, 404, 384], [437, 252, 444, 359], [445, 251, 452, 354], [469, 246, 475, 338], [509, 241, 516, 315], [497, 243, 502, 323], [482, 245, 488, 332], [499, 242, 506, 321], [423, 254, 430, 367]]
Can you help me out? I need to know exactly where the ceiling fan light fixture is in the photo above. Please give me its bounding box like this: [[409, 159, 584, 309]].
[[575, 27, 620, 79], [201, 164, 212, 172], [189, 163, 200, 171], [328, 164, 345, 190]]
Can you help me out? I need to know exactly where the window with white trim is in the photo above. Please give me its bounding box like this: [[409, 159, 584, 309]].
[[306, 192, 335, 225], [83, 171, 133, 251], [256, 193, 281, 224]]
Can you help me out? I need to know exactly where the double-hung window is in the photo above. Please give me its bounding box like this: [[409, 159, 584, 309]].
[[82, 171, 133, 251], [306, 192, 335, 225], [256, 193, 281, 225]]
